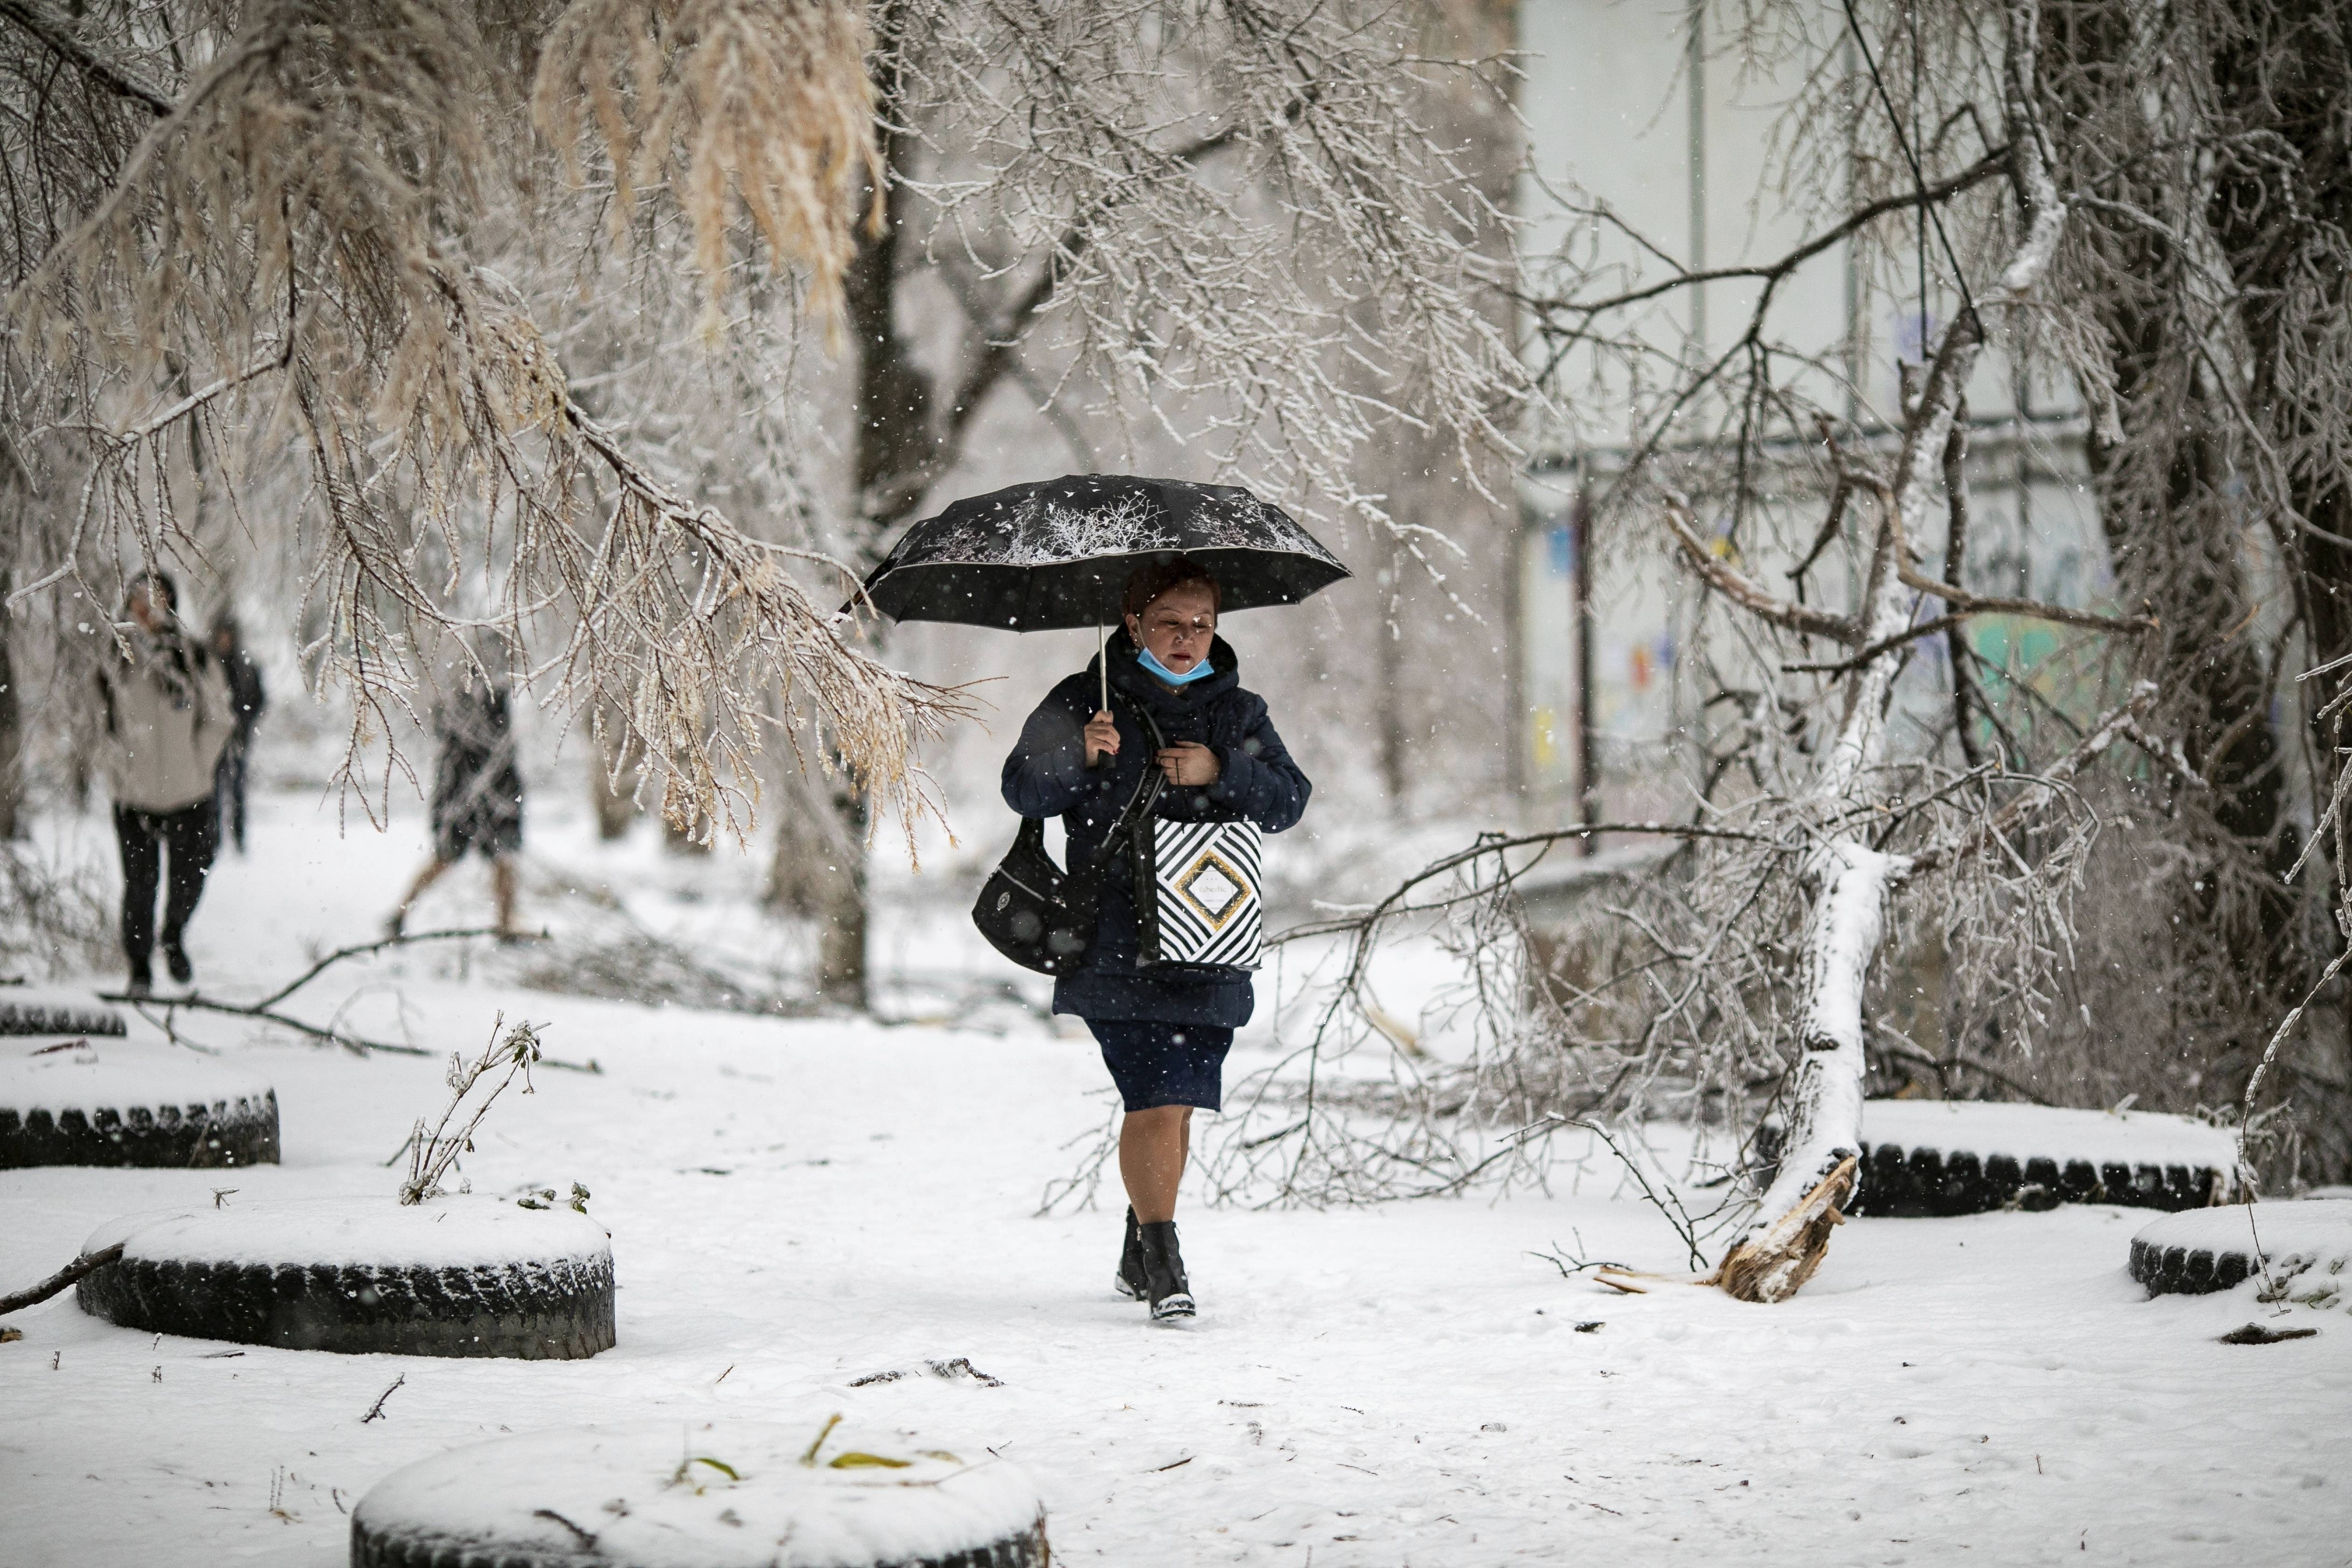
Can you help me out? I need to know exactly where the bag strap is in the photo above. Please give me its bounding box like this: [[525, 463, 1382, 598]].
[[1085, 695, 1165, 872], [1007, 688, 1165, 879]]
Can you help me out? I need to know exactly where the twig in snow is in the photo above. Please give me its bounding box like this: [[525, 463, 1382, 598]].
[[2219, 1323, 2318, 1345], [532, 1509, 597, 1548], [848, 1358, 1004, 1389], [1569, 1119, 1708, 1272], [1034, 1092, 1122, 1217], [360, 1373, 406, 1422], [1529, 1243, 1633, 1280], [400, 1016, 543, 1205], [0, 1243, 124, 1316]]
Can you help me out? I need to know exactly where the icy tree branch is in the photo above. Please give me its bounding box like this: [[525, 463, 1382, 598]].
[[1662, 492, 1859, 645]]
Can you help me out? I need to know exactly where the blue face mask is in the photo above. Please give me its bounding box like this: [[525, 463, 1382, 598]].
[[1136, 644, 1215, 686]]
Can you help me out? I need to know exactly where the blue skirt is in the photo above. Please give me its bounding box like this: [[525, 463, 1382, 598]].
[[1086, 1018, 1233, 1112]]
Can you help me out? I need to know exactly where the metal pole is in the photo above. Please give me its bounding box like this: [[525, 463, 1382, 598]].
[[1099, 619, 1109, 713], [1573, 480, 1598, 857], [1687, 3, 1707, 354]]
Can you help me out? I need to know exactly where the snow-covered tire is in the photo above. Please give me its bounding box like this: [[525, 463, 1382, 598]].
[[0, 986, 126, 1037], [350, 1421, 1047, 1568], [351, 1523, 1043, 1568], [1, 1036, 279, 1169], [2129, 1199, 2352, 1299], [1854, 1145, 2215, 1217], [1759, 1101, 2237, 1218], [74, 1198, 615, 1359]]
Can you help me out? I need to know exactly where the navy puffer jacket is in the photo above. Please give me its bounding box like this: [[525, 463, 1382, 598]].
[[1000, 628, 1311, 1026]]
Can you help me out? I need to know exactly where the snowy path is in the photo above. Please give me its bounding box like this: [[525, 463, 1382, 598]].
[[5, 788, 2351, 1564]]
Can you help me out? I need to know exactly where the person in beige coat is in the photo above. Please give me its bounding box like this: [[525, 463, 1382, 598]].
[[98, 571, 234, 994]]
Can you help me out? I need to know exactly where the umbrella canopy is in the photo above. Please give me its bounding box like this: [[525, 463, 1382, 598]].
[[856, 474, 1349, 631]]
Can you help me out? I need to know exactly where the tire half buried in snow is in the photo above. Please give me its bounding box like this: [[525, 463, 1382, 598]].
[[2129, 1198, 2352, 1298], [1844, 1100, 2229, 1222], [76, 1197, 613, 1358], [0, 986, 126, 1037], [2, 1036, 279, 1169], [1768, 1100, 2239, 1218], [351, 1420, 1048, 1568]]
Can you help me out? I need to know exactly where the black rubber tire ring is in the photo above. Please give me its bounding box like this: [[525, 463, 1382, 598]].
[[77, 1248, 615, 1359], [0, 1090, 280, 1169], [2128, 1236, 2258, 1296], [0, 996, 126, 1036], [349, 1509, 1050, 1567], [1845, 1140, 2222, 1218]]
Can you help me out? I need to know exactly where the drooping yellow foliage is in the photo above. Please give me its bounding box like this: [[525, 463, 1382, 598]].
[[532, 0, 883, 341]]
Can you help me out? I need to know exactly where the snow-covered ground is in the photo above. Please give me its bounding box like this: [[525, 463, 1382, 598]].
[[6, 779, 2352, 1566]]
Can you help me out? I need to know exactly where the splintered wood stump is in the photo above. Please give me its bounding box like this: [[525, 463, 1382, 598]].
[[1714, 1156, 1858, 1304]]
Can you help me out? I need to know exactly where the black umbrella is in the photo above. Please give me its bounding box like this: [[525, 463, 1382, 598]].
[[861, 473, 1348, 627], [858, 473, 1350, 712]]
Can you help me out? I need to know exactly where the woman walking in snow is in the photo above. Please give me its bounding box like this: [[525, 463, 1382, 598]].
[[1001, 557, 1311, 1320], [98, 571, 235, 994], [387, 668, 527, 941]]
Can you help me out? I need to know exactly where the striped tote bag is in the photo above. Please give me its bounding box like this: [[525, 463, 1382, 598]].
[[1136, 817, 1265, 972]]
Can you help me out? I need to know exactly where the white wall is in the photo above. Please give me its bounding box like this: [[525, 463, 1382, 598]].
[[1512, 0, 2113, 809]]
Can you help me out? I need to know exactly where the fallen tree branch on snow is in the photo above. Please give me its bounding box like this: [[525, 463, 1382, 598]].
[[0, 1243, 123, 1316]]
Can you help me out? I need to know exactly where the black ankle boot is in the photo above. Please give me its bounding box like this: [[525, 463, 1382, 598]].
[[163, 943, 192, 985], [125, 955, 153, 998], [1114, 1207, 1148, 1301], [1137, 1220, 1195, 1321]]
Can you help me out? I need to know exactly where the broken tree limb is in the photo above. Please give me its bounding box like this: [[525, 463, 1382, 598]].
[[248, 926, 504, 1011], [0, 1243, 124, 1316], [1713, 1156, 1858, 1303], [93, 927, 600, 1071], [1909, 682, 2155, 874], [1661, 495, 1858, 645], [1265, 819, 1783, 950], [1712, 843, 1896, 1304], [98, 989, 436, 1059], [1705, 0, 2079, 1305]]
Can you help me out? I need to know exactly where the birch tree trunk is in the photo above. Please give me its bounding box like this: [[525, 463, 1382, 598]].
[[1713, 0, 2067, 1302]]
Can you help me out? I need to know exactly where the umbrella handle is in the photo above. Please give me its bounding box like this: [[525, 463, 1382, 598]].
[[1091, 620, 1111, 769]]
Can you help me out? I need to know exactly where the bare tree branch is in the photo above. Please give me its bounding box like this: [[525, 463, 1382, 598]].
[[0, 0, 171, 116], [0, 1243, 123, 1316], [1662, 491, 1858, 644]]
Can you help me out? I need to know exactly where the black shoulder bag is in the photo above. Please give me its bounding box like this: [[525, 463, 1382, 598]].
[[973, 704, 1166, 975]]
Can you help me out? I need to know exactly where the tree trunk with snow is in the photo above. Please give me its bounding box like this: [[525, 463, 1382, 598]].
[[1708, 0, 2070, 1302], [1715, 841, 1895, 1301]]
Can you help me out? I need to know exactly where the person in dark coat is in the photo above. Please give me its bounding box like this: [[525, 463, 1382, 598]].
[[208, 612, 266, 854], [1001, 556, 1311, 1320], [387, 671, 526, 940]]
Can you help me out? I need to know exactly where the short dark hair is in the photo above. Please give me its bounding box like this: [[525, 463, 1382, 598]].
[[1122, 555, 1222, 620]]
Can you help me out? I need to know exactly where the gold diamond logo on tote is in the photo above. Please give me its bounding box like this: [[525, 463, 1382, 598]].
[[1177, 853, 1248, 928]]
